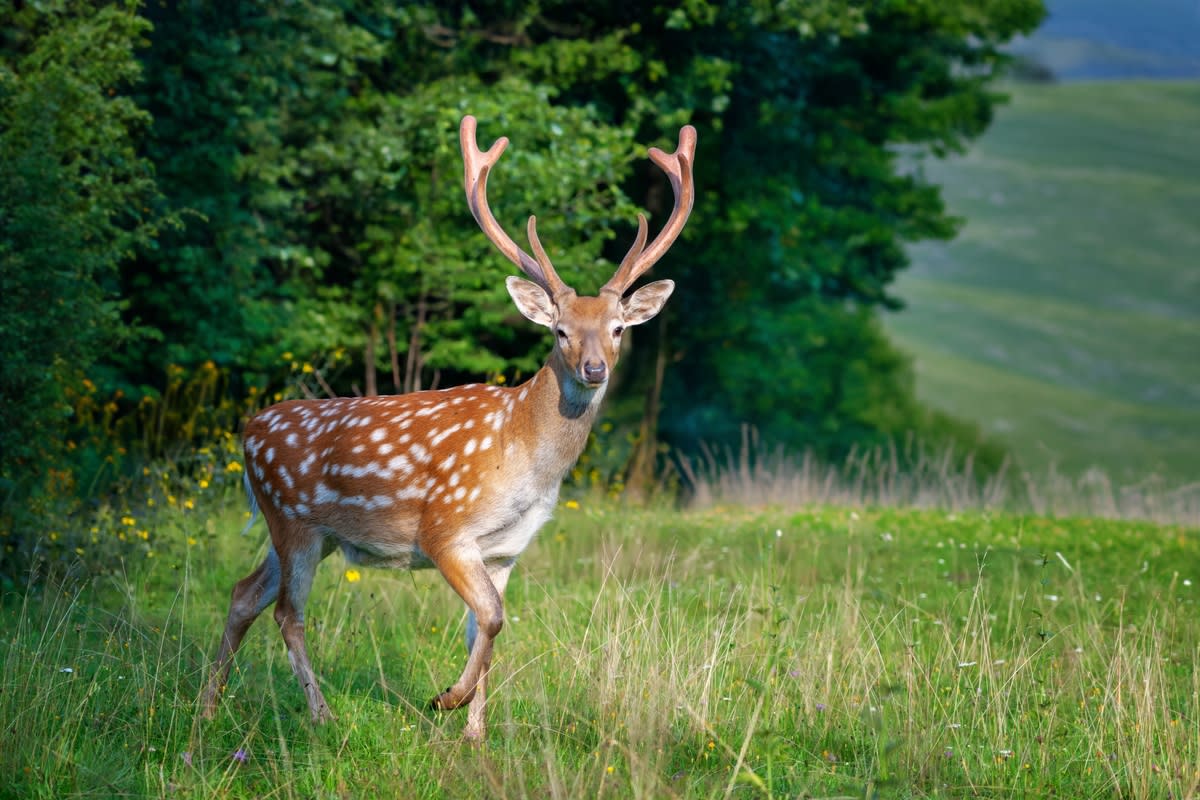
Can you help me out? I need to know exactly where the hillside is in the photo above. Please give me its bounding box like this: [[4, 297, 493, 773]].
[[1011, 0, 1200, 79], [886, 81, 1200, 480]]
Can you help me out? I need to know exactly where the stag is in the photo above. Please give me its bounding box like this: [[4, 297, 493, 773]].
[[201, 115, 696, 739]]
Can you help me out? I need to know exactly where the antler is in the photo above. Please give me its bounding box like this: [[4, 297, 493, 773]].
[[460, 115, 569, 299], [601, 125, 697, 297]]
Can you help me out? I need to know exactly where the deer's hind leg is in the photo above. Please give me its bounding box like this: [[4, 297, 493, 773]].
[[202, 545, 283, 718], [272, 523, 336, 723]]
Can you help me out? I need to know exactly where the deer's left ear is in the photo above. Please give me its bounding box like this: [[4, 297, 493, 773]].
[[620, 280, 675, 327]]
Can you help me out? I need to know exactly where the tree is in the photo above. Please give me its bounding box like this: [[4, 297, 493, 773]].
[[424, 0, 1043, 478], [0, 1, 162, 499], [117, 0, 1041, 488]]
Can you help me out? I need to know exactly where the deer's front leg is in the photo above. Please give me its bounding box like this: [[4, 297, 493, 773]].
[[428, 548, 504, 735], [463, 559, 515, 739]]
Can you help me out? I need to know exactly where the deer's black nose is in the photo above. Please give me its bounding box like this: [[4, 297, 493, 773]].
[[582, 360, 607, 384]]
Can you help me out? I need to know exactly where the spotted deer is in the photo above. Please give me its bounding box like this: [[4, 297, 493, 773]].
[[201, 115, 696, 739]]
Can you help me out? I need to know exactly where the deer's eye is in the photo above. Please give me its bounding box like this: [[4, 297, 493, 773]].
[[555, 327, 569, 342], [612, 326, 624, 338]]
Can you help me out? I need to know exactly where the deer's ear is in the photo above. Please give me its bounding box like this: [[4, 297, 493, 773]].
[[506, 276, 556, 327], [621, 280, 674, 327]]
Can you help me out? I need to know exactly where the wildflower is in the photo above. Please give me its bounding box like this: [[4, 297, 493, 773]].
[[198, 479, 209, 490], [606, 765, 614, 775], [232, 748, 247, 763], [302, 363, 314, 374], [226, 460, 243, 473], [187, 537, 197, 546], [565, 500, 580, 510], [344, 569, 361, 583], [183, 499, 195, 510], [121, 515, 136, 527], [281, 352, 293, 362]]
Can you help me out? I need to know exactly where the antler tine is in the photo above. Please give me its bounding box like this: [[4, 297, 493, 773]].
[[602, 124, 697, 296], [460, 116, 568, 298]]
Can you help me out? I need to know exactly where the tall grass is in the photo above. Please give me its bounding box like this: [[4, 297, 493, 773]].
[[2, 498, 1197, 798], [679, 432, 1200, 527]]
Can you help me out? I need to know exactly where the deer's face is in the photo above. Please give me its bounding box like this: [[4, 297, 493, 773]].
[[506, 277, 675, 387]]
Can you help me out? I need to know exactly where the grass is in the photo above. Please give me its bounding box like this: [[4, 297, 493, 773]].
[[886, 80, 1200, 481], [3, 492, 1199, 798]]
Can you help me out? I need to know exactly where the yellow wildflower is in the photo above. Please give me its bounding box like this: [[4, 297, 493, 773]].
[[565, 500, 580, 510], [183, 498, 195, 510], [226, 460, 243, 473], [344, 569, 361, 583]]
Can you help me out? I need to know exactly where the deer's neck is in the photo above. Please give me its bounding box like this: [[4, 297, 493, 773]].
[[511, 361, 605, 481]]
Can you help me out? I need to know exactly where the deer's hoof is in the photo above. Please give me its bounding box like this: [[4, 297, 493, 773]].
[[430, 686, 474, 711]]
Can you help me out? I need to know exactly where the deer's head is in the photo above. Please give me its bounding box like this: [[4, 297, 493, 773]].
[[460, 116, 696, 388]]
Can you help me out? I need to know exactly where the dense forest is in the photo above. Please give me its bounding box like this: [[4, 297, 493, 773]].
[[0, 0, 1043, 572]]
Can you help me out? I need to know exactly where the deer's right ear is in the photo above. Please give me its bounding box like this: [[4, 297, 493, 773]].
[[506, 276, 556, 327]]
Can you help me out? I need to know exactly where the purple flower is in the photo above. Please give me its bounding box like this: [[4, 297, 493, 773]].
[[815, 703, 826, 712], [232, 748, 248, 763]]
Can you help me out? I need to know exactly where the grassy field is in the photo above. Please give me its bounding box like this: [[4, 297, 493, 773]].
[[3, 494, 1198, 798], [886, 80, 1200, 481]]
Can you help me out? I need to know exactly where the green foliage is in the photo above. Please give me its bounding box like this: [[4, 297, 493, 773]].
[[0, 363, 251, 588], [118, 0, 1043, 470], [2, 0, 1047, 540], [129, 3, 640, 396], [0, 1, 166, 508]]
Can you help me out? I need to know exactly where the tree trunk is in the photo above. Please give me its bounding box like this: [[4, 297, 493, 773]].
[[386, 300, 401, 394], [623, 312, 669, 503], [404, 290, 428, 393], [364, 303, 380, 397]]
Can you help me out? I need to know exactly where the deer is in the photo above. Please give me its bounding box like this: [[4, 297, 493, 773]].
[[200, 115, 696, 740]]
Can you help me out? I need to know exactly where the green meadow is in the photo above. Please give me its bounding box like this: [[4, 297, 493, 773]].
[[3, 495, 1197, 798], [886, 80, 1200, 480]]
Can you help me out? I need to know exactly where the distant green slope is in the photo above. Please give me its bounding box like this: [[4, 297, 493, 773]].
[[886, 81, 1200, 480]]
